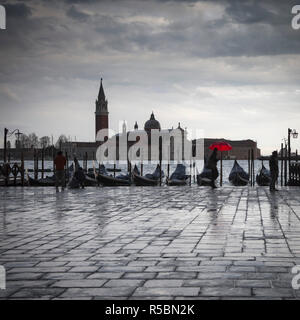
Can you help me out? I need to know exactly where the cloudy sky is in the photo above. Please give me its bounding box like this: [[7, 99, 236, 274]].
[[0, 0, 300, 154]]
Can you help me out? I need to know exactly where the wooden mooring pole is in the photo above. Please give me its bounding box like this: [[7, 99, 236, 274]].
[[65, 151, 69, 183], [284, 145, 288, 186], [281, 143, 283, 186], [251, 149, 255, 187], [34, 149, 38, 180], [42, 148, 45, 180], [21, 152, 24, 186], [248, 149, 251, 178]]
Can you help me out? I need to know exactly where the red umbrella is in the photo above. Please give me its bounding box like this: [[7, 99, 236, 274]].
[[209, 142, 233, 186], [209, 141, 232, 152]]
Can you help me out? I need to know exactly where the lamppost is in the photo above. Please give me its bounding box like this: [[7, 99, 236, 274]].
[[288, 128, 298, 184], [3, 128, 23, 163]]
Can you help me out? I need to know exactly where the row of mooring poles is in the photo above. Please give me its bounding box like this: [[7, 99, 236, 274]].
[[33, 148, 48, 181]]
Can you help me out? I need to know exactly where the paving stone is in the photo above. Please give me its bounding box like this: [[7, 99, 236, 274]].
[[253, 288, 296, 298], [11, 288, 65, 299], [60, 287, 135, 298], [200, 287, 251, 297], [104, 279, 144, 287], [87, 273, 124, 279], [235, 280, 271, 288], [183, 279, 234, 287], [144, 280, 184, 287], [51, 280, 106, 288], [133, 287, 200, 297], [123, 272, 157, 279]]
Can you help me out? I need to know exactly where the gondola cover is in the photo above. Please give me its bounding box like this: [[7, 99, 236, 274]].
[[256, 164, 271, 186], [229, 160, 249, 186]]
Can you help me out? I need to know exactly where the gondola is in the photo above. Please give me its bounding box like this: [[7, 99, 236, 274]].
[[229, 160, 249, 186], [196, 166, 213, 186], [68, 163, 98, 188], [132, 164, 164, 186], [68, 171, 98, 188], [107, 168, 122, 173], [196, 158, 219, 186], [0, 178, 25, 187], [28, 175, 56, 187], [166, 164, 190, 186], [256, 164, 271, 186], [97, 164, 131, 186]]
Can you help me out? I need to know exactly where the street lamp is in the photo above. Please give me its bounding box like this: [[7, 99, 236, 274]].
[[288, 128, 298, 184], [3, 128, 23, 163]]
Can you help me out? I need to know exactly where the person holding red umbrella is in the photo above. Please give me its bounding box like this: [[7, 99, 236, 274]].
[[207, 148, 219, 188], [209, 141, 233, 186]]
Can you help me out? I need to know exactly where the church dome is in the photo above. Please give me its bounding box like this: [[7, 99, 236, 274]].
[[144, 112, 161, 132]]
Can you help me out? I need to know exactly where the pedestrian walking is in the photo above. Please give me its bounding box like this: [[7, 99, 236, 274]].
[[54, 151, 66, 192], [269, 150, 279, 191]]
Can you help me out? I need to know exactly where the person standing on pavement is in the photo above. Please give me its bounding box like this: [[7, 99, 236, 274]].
[[54, 151, 66, 192], [269, 150, 279, 191], [207, 148, 219, 189]]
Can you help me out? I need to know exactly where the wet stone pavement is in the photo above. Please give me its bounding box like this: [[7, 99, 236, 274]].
[[0, 186, 300, 300]]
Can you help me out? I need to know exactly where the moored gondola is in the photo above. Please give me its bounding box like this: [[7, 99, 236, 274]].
[[229, 160, 249, 186], [166, 164, 189, 186], [196, 166, 213, 186], [256, 164, 271, 186], [28, 175, 56, 187], [196, 158, 219, 186], [97, 164, 131, 186], [133, 164, 164, 186]]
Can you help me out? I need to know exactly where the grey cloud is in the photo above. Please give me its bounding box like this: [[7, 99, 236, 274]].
[[1, 0, 300, 153], [66, 5, 90, 21], [4, 2, 32, 18]]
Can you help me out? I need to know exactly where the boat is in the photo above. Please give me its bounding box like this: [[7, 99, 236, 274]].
[[68, 162, 98, 188], [196, 158, 219, 186], [0, 178, 24, 187], [107, 168, 122, 173], [166, 164, 190, 186], [97, 164, 131, 186], [196, 166, 214, 186], [132, 164, 164, 186], [256, 164, 271, 186], [28, 175, 56, 187], [229, 160, 249, 186]]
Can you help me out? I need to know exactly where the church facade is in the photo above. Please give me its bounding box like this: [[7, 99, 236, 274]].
[[61, 78, 260, 161]]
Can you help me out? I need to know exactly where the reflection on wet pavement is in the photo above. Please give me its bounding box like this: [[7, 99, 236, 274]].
[[0, 186, 300, 299]]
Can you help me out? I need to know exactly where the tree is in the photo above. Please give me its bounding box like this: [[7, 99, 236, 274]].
[[20, 134, 30, 148], [28, 133, 39, 148], [55, 135, 69, 149], [39, 136, 51, 149]]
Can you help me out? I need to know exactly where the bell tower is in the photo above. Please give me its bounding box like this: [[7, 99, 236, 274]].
[[95, 78, 109, 140]]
